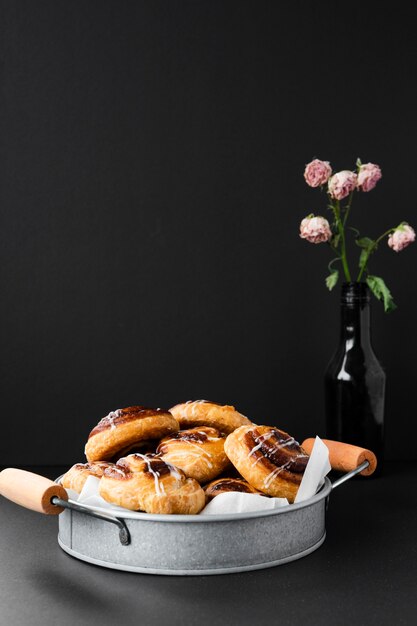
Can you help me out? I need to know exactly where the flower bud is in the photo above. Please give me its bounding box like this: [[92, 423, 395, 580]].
[[304, 159, 332, 187], [388, 223, 415, 252], [357, 163, 382, 192], [299, 215, 332, 244], [328, 170, 357, 200]]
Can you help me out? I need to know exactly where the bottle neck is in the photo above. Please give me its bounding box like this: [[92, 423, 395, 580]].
[[339, 283, 371, 348]]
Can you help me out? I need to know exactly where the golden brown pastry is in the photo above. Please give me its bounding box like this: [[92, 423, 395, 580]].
[[108, 439, 157, 462], [62, 461, 114, 494], [99, 453, 206, 514], [156, 427, 230, 483], [84, 406, 179, 462], [224, 425, 309, 503], [204, 477, 265, 499], [169, 400, 252, 435]]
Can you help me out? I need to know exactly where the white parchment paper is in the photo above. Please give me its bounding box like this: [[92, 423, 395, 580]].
[[201, 492, 289, 514], [295, 436, 331, 503]]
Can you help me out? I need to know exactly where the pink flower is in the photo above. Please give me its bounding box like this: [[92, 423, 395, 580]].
[[388, 224, 416, 252], [299, 215, 332, 244], [328, 170, 358, 200], [357, 163, 382, 192], [304, 159, 332, 187]]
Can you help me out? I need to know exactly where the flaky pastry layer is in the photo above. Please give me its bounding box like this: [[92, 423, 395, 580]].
[[157, 427, 230, 483], [169, 400, 252, 435]]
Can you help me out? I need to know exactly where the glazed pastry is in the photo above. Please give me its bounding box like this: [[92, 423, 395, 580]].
[[169, 400, 252, 435], [85, 406, 179, 462], [204, 477, 265, 499], [157, 427, 230, 483], [224, 425, 309, 503], [99, 453, 206, 514], [62, 461, 114, 494]]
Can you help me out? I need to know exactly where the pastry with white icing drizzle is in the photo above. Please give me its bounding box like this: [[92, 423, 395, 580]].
[[169, 400, 252, 435], [224, 425, 309, 503], [99, 453, 205, 514], [84, 406, 179, 463], [157, 427, 230, 483]]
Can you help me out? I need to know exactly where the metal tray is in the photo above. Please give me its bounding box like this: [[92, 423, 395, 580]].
[[0, 441, 373, 576], [54, 466, 361, 575]]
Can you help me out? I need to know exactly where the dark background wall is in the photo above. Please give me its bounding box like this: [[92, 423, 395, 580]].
[[1, 1, 416, 465]]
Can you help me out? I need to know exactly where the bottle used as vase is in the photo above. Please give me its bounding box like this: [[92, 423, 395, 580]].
[[324, 282, 385, 475]]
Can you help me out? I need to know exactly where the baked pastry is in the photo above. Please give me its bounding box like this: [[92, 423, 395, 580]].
[[169, 400, 252, 435], [204, 477, 265, 499], [85, 406, 179, 462], [108, 439, 156, 462], [224, 425, 309, 503], [62, 461, 114, 494], [157, 427, 230, 483], [99, 453, 206, 514]]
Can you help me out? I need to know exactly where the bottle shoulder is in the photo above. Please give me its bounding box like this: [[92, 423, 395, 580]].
[[325, 342, 386, 382]]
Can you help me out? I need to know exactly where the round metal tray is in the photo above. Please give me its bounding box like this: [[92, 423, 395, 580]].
[[56, 476, 333, 575]]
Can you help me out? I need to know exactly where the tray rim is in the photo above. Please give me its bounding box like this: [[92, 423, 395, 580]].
[[56, 474, 332, 523]]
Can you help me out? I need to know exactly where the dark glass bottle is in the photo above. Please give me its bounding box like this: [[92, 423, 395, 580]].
[[325, 282, 385, 474]]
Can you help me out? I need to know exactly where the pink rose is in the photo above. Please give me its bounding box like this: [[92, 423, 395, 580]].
[[304, 159, 332, 187], [299, 215, 332, 244], [357, 163, 382, 192], [328, 170, 358, 200], [388, 224, 415, 252]]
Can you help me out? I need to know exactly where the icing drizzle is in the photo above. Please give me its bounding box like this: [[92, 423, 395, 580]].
[[88, 406, 172, 439], [133, 453, 183, 496], [245, 428, 309, 483]]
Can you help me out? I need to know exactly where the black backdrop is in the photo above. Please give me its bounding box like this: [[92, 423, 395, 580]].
[[1, 1, 416, 465]]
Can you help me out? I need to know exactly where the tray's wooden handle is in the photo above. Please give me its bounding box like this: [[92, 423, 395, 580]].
[[301, 438, 377, 476], [0, 468, 68, 514]]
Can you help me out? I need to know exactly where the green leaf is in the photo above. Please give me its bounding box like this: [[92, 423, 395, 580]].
[[356, 237, 375, 250], [366, 275, 397, 313], [356, 237, 376, 271], [359, 249, 369, 270], [326, 270, 339, 291], [356, 157, 362, 168]]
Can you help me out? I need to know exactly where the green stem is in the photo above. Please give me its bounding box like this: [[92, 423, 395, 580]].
[[342, 190, 355, 227], [333, 200, 351, 282], [356, 228, 396, 282]]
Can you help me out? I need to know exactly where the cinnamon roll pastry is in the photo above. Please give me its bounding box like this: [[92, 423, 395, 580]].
[[62, 461, 114, 494], [169, 400, 252, 435], [204, 477, 265, 499], [157, 427, 230, 483], [108, 440, 156, 462], [224, 425, 309, 503], [85, 406, 179, 462], [99, 453, 206, 515]]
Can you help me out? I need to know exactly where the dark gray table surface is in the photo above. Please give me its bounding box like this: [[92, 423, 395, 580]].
[[0, 463, 416, 626]]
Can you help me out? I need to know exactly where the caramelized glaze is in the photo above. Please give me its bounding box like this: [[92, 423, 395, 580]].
[[209, 479, 256, 494], [140, 456, 172, 478], [170, 430, 209, 443], [185, 399, 222, 406], [72, 461, 113, 476], [244, 428, 308, 483], [88, 406, 172, 439], [103, 463, 133, 480]]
